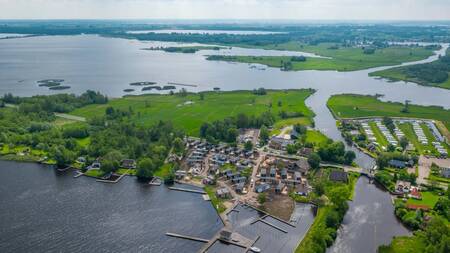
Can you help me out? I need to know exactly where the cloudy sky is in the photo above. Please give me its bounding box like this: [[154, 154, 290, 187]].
[[0, 0, 449, 20]]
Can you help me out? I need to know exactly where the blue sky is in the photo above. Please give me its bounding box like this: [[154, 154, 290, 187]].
[[0, 0, 449, 20]]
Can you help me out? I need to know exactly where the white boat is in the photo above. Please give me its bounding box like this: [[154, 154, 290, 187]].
[[250, 246, 261, 252]]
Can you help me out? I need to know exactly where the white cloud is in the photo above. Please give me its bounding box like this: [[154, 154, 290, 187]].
[[0, 0, 449, 20]]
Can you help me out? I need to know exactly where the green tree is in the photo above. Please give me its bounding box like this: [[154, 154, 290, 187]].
[[244, 141, 253, 151], [173, 137, 184, 154], [308, 153, 321, 170], [286, 144, 297, 155], [399, 136, 409, 150], [136, 158, 155, 179], [101, 160, 116, 174], [259, 125, 269, 145], [258, 192, 267, 205], [343, 151, 356, 165]]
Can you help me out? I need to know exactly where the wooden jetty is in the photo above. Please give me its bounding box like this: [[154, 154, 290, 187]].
[[243, 203, 296, 227], [166, 232, 209, 243], [73, 171, 84, 178], [168, 187, 206, 194]]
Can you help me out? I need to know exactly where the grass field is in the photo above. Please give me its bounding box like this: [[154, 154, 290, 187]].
[[154, 163, 173, 178], [305, 130, 330, 147], [208, 43, 435, 72], [378, 235, 427, 253], [406, 191, 440, 208], [327, 94, 450, 134], [370, 67, 450, 90], [204, 185, 227, 213], [71, 89, 315, 136]]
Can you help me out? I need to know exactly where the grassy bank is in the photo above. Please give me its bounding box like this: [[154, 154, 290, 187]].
[[71, 89, 315, 136], [207, 43, 435, 72], [370, 67, 450, 90], [327, 94, 450, 133]]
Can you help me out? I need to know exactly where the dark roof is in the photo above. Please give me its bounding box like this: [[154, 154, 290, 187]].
[[329, 170, 348, 182], [389, 159, 407, 168]]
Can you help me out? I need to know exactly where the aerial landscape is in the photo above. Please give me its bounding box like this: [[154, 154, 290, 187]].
[[1, 1, 450, 253]]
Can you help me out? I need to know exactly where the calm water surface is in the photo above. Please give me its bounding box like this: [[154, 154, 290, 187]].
[[0, 161, 222, 253], [1, 35, 449, 252]]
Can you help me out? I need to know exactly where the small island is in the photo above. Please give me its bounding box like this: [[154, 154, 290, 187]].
[[143, 46, 223, 54]]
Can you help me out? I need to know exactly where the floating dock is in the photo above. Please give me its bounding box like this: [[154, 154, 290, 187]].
[[168, 187, 206, 194], [166, 232, 209, 243]]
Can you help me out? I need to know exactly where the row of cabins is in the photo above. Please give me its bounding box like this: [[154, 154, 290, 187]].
[[412, 122, 428, 145], [375, 121, 398, 146], [81, 158, 137, 171]]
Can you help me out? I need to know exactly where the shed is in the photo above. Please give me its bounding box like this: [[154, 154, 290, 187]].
[[329, 170, 348, 183]]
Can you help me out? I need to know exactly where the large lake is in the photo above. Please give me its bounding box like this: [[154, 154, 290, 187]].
[[0, 161, 222, 253], [0, 34, 449, 252]]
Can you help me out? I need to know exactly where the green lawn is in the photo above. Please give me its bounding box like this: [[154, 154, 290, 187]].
[[378, 235, 427, 253], [327, 94, 450, 137], [71, 89, 315, 136], [208, 43, 435, 72], [369, 122, 389, 148], [406, 191, 440, 208], [204, 185, 227, 213], [370, 67, 450, 90], [84, 169, 104, 178], [153, 163, 173, 178], [305, 130, 330, 147]]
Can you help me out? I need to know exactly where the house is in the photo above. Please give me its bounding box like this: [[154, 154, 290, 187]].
[[408, 187, 422, 199], [270, 168, 276, 178], [76, 157, 86, 164], [235, 182, 245, 193], [220, 229, 232, 241], [260, 168, 267, 177], [255, 183, 271, 193], [389, 159, 408, 169], [175, 170, 186, 180], [232, 176, 247, 184], [269, 137, 295, 150], [216, 187, 231, 198], [395, 180, 411, 193], [121, 159, 136, 169], [280, 169, 288, 180], [295, 158, 310, 175], [88, 162, 101, 170], [298, 147, 313, 157], [202, 176, 216, 185], [329, 170, 348, 183], [275, 182, 285, 194], [295, 184, 309, 196], [294, 171, 302, 182], [441, 167, 450, 178]]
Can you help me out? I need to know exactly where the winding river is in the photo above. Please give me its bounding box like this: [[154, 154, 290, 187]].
[[0, 34, 449, 252]]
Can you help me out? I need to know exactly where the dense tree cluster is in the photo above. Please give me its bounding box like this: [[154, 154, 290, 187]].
[[317, 141, 356, 165], [200, 112, 274, 143], [2, 90, 108, 113], [402, 55, 450, 84]]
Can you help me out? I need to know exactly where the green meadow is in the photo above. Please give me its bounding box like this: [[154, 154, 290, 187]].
[[71, 89, 315, 136], [208, 43, 435, 72]]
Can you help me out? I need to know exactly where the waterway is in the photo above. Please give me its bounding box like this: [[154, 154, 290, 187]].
[[0, 34, 449, 252], [0, 161, 222, 253]]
